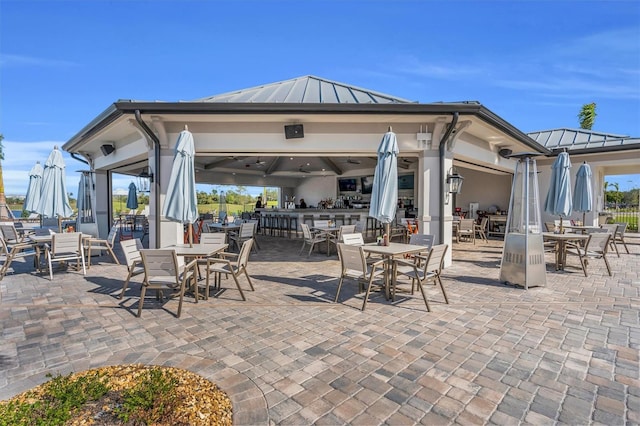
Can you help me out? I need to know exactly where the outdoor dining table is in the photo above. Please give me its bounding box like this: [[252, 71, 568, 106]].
[[311, 226, 340, 256], [362, 242, 427, 299], [207, 223, 241, 237], [28, 233, 93, 272], [542, 232, 590, 271], [166, 243, 229, 299], [563, 225, 602, 234]]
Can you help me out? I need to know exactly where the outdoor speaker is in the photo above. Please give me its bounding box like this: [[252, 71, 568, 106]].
[[284, 124, 304, 139], [100, 144, 115, 156]]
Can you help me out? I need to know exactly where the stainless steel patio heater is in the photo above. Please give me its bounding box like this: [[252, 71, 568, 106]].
[[499, 153, 546, 289]]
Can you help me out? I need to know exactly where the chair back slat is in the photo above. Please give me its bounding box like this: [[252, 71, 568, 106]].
[[53, 233, 82, 255], [120, 238, 142, 268], [314, 220, 330, 228], [342, 233, 365, 246], [238, 239, 254, 268], [239, 223, 254, 238], [0, 224, 20, 242], [200, 233, 226, 245], [425, 244, 448, 274], [338, 225, 356, 242], [409, 234, 434, 250], [337, 243, 366, 274], [301, 223, 313, 239], [140, 249, 179, 278], [586, 232, 611, 253]]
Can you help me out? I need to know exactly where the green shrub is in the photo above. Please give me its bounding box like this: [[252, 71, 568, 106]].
[[115, 367, 179, 424], [0, 371, 108, 426]]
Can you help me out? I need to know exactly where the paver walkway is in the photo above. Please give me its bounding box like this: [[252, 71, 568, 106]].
[[1, 232, 638, 425]]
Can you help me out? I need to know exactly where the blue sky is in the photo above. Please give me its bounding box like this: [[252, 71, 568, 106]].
[[1, 0, 639, 196]]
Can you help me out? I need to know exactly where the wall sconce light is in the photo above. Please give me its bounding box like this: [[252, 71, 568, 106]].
[[137, 167, 154, 192], [100, 144, 115, 156], [445, 167, 464, 204]]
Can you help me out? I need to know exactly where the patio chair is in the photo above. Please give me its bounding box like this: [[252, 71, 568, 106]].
[[565, 232, 612, 277], [474, 217, 489, 243], [392, 244, 449, 311], [457, 219, 475, 243], [329, 224, 356, 253], [0, 223, 26, 243], [341, 233, 365, 246], [137, 249, 197, 318], [299, 223, 328, 256], [83, 224, 120, 268], [0, 235, 37, 280], [200, 238, 255, 301], [43, 232, 86, 280], [599, 224, 619, 256], [335, 242, 385, 311], [118, 238, 144, 299], [228, 222, 257, 253], [614, 222, 630, 254], [199, 232, 227, 245]]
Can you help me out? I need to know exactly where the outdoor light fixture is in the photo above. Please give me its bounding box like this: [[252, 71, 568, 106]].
[[100, 144, 115, 156], [137, 167, 154, 192], [445, 167, 464, 204]]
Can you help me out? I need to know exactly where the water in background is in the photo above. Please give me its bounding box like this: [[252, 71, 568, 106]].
[[12, 210, 23, 219]]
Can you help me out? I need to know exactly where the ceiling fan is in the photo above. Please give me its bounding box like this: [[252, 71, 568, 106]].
[[347, 157, 361, 164], [255, 157, 266, 165], [298, 165, 311, 174]]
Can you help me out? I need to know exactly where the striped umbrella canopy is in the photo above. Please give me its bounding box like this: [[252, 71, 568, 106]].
[[126, 182, 139, 211], [162, 129, 198, 245], [544, 151, 572, 232], [23, 161, 43, 213], [35, 146, 73, 231], [573, 161, 593, 225], [369, 130, 399, 240]]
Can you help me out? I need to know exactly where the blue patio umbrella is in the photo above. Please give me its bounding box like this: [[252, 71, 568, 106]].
[[573, 161, 593, 225], [162, 129, 198, 245], [23, 161, 43, 213], [36, 146, 73, 232], [544, 151, 572, 232], [126, 182, 139, 211], [369, 130, 399, 240]]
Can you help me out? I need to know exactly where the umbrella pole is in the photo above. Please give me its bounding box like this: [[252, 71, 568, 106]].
[[582, 212, 586, 226], [58, 216, 62, 233], [385, 223, 390, 244], [189, 223, 193, 247], [559, 217, 563, 233]]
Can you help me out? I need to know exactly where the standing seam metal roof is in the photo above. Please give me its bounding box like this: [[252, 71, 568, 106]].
[[194, 75, 415, 104], [528, 128, 640, 151]]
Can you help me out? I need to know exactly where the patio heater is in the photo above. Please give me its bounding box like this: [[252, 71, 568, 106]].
[[499, 153, 546, 289]]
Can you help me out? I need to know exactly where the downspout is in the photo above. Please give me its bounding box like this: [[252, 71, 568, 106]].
[[134, 110, 161, 248], [439, 112, 459, 244], [70, 153, 89, 165]]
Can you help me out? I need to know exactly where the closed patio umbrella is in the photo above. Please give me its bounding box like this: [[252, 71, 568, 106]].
[[36, 146, 73, 232], [126, 182, 139, 212], [544, 151, 572, 233], [23, 161, 43, 213], [76, 171, 96, 225], [573, 161, 592, 226], [369, 129, 399, 240], [162, 128, 198, 246]]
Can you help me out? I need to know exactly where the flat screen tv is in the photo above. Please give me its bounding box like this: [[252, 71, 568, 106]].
[[361, 176, 374, 194], [338, 178, 357, 192], [398, 174, 414, 190]]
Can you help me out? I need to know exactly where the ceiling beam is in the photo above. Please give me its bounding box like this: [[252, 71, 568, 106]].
[[265, 156, 283, 175], [320, 157, 343, 175]]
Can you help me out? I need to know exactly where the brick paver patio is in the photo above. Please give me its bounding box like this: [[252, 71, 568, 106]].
[[1, 232, 638, 425]]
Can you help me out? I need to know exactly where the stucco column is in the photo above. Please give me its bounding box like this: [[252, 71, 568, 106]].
[[416, 151, 455, 266], [94, 170, 110, 238], [157, 146, 183, 248]]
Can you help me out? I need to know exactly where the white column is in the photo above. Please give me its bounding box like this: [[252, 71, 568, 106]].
[[157, 147, 183, 248], [94, 171, 110, 238]]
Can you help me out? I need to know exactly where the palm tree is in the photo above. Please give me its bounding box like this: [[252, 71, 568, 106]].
[[578, 103, 597, 130], [0, 133, 10, 219]]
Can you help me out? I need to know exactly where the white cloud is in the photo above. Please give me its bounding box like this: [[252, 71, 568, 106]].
[[0, 53, 79, 69]]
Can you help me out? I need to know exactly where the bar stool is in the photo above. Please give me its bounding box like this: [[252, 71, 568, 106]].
[[289, 215, 299, 238], [319, 214, 330, 221], [279, 214, 291, 238], [333, 214, 346, 226], [302, 215, 314, 227], [366, 217, 380, 237], [348, 214, 361, 225]]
